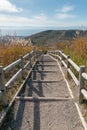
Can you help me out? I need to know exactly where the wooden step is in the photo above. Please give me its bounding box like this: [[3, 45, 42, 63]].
[[37, 60, 56, 62], [16, 96, 71, 101], [36, 64, 58, 66], [31, 80, 60, 83], [31, 70, 58, 73]]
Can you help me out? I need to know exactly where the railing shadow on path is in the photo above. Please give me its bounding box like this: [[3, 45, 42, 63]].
[[29, 56, 45, 130], [11, 100, 26, 130], [11, 56, 46, 130], [10, 55, 57, 130]]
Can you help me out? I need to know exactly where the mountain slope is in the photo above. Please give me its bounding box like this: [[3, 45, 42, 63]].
[[25, 30, 87, 46]]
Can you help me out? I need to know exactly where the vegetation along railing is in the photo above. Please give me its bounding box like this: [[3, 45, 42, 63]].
[[49, 50, 87, 104], [0, 49, 42, 126]]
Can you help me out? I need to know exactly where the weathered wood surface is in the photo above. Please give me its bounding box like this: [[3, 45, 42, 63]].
[[2, 55, 84, 130], [49, 51, 87, 103]]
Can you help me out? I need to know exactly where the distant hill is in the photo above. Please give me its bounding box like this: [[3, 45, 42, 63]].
[[25, 30, 87, 46]]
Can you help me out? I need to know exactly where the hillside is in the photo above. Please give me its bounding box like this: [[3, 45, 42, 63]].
[[25, 30, 87, 46]]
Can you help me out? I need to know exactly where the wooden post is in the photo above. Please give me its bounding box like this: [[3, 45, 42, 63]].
[[56, 50, 58, 59], [20, 56, 24, 79], [0, 66, 8, 106], [56, 50, 59, 56], [29, 52, 32, 68], [57, 50, 60, 60], [36, 50, 38, 59], [33, 49, 36, 62], [34, 50, 36, 61], [55, 50, 56, 58], [60, 51, 64, 66], [66, 55, 70, 77], [28, 52, 31, 69], [33, 66, 36, 80], [67, 55, 70, 68], [79, 66, 85, 103]]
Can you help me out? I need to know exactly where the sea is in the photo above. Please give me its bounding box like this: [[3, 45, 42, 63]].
[[0, 28, 45, 37], [0, 26, 82, 37]]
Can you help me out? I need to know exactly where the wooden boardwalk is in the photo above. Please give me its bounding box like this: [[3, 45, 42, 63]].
[[4, 55, 84, 130]]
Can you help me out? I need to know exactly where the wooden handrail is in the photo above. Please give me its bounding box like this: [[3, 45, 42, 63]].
[[0, 50, 42, 105], [0, 49, 42, 127], [48, 50, 87, 104]]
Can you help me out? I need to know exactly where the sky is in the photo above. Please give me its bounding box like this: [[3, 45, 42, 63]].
[[0, 0, 87, 36]]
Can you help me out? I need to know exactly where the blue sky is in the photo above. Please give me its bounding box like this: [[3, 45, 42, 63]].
[[0, 0, 87, 35]]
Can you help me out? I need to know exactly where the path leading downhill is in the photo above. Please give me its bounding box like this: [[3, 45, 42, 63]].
[[8, 55, 84, 130]]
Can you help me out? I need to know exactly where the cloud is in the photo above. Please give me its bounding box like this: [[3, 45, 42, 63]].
[[56, 13, 76, 19], [32, 13, 48, 22], [0, 14, 48, 27], [55, 5, 75, 19], [0, 13, 82, 28], [0, 0, 23, 13], [61, 5, 74, 13]]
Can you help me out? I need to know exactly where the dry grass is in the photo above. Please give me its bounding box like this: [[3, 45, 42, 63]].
[[56, 38, 87, 69], [0, 44, 32, 67], [56, 37, 87, 120], [0, 41, 33, 111]]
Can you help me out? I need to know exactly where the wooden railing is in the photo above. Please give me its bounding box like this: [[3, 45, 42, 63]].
[[49, 50, 87, 103], [0, 49, 42, 126]]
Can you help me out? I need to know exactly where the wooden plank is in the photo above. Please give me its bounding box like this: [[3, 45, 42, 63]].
[[38, 58, 56, 62], [68, 59, 80, 72], [3, 59, 21, 72], [67, 68, 79, 86], [32, 80, 60, 83], [31, 70, 58, 73], [50, 53, 58, 57], [5, 69, 22, 88], [82, 73, 87, 80], [50, 53, 61, 60], [24, 61, 30, 69], [61, 61, 67, 68], [16, 96, 71, 101], [36, 64, 57, 66], [23, 53, 29, 59], [31, 56, 35, 61], [81, 89, 87, 100], [57, 55, 61, 60], [62, 53, 67, 59]]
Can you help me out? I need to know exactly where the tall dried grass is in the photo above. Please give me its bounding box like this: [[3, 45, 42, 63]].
[[0, 43, 32, 67]]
